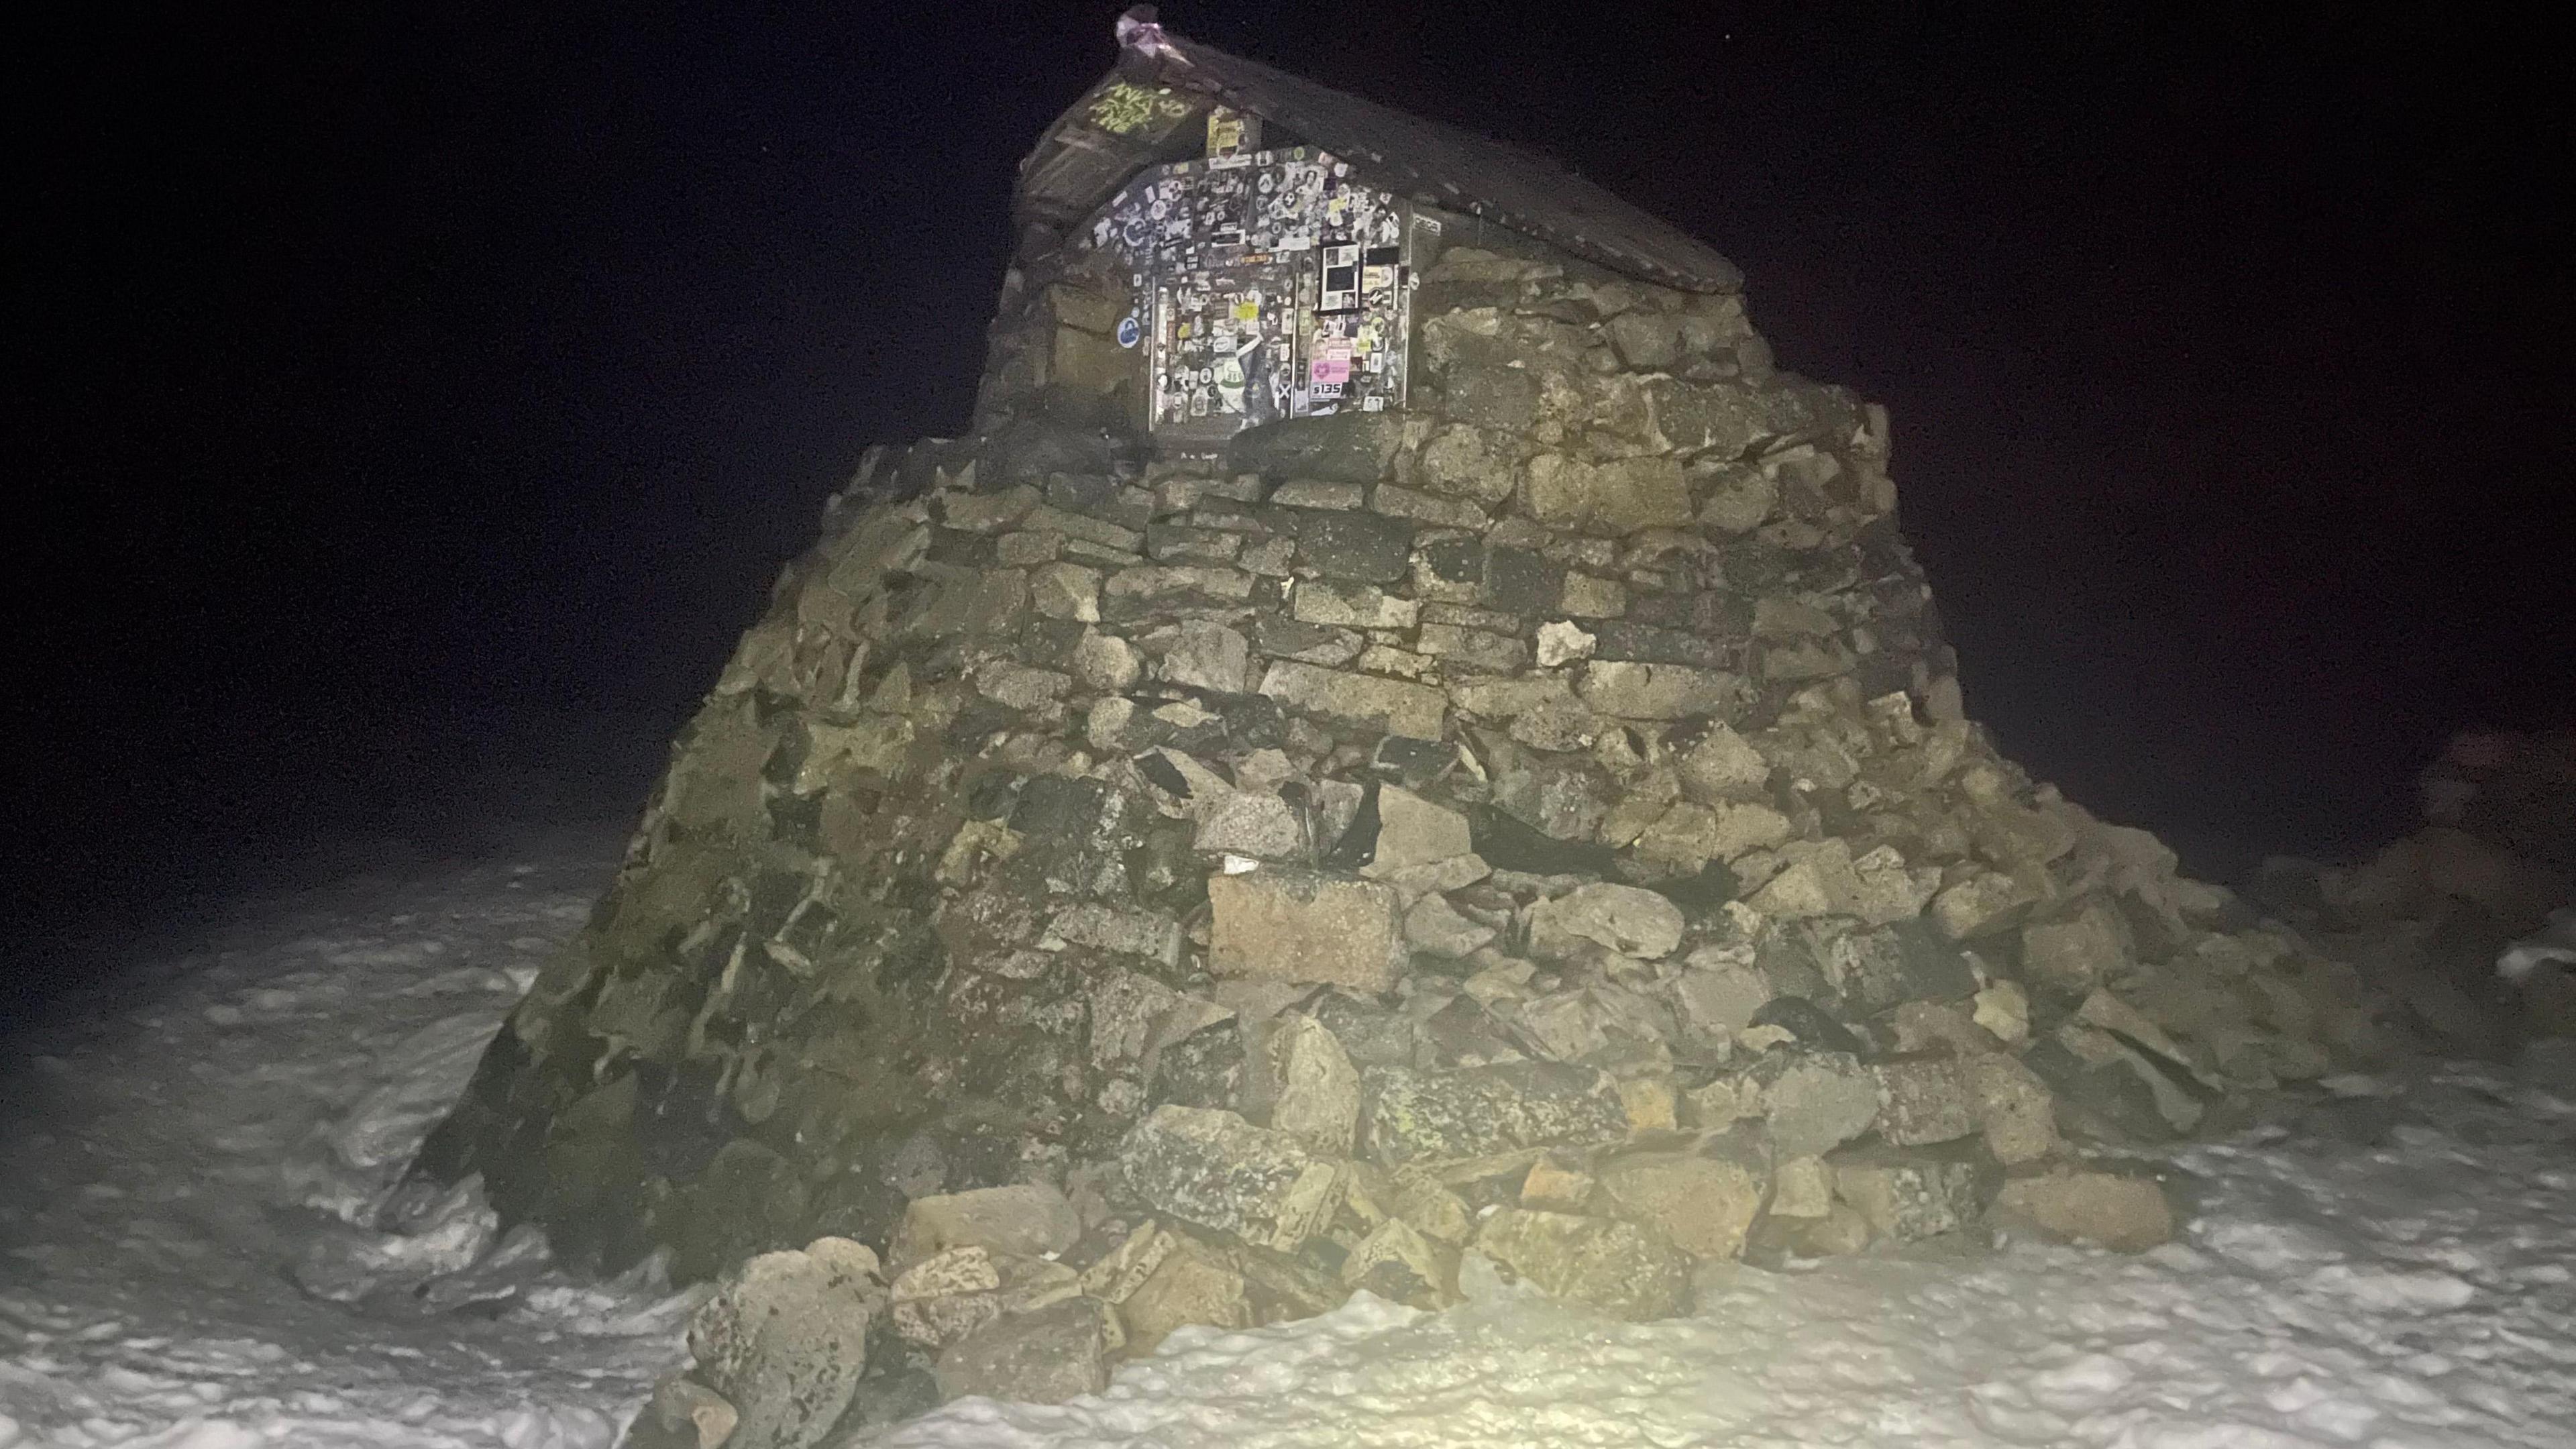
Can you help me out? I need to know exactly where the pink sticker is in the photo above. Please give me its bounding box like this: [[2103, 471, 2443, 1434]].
[[1309, 341, 1353, 386]]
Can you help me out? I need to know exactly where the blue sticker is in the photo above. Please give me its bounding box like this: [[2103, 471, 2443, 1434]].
[[1116, 315, 1142, 348]]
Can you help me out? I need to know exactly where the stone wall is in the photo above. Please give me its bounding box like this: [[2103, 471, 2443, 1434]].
[[421, 225, 2412, 1428]]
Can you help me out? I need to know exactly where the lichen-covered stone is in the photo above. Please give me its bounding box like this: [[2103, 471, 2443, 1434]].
[[1822, 922, 1979, 1010], [625, 1377, 738, 1449], [1522, 454, 1692, 535], [1962, 1050, 2061, 1164], [1361, 1061, 1629, 1167], [1931, 869, 2045, 941], [1118, 1106, 1344, 1252], [687, 1239, 885, 1449], [887, 1247, 1081, 1352], [1833, 1147, 1989, 1242], [1869, 1055, 1979, 1146]]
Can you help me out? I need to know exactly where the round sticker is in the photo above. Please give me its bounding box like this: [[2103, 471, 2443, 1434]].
[[1116, 315, 1141, 348]]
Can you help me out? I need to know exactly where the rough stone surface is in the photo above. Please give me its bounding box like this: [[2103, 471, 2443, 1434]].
[[1575, 661, 1742, 720], [1115, 1235, 1252, 1353], [1758, 1052, 1882, 1159], [1527, 883, 1686, 961], [1869, 1055, 1980, 1146], [932, 1295, 1116, 1406], [1368, 785, 1474, 872], [1523, 454, 1693, 535], [1266, 1013, 1362, 1158], [1932, 871, 2043, 941], [686, 1239, 885, 1449], [627, 1377, 740, 1449], [2021, 900, 2134, 1001], [1834, 1148, 1988, 1242], [1990, 1165, 2178, 1251], [1342, 1217, 1458, 1309], [1208, 869, 1404, 993], [1964, 1051, 2062, 1164], [891, 1185, 1081, 1271], [1362, 1062, 1629, 1166], [1119, 1106, 1344, 1252], [1472, 1208, 1691, 1321], [1595, 1135, 1770, 1260], [1258, 660, 1448, 739]]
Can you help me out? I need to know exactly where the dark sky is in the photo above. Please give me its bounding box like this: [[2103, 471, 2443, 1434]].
[[13, 2, 2571, 982]]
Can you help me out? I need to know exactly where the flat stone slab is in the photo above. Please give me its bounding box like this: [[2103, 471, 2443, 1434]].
[[1361, 1061, 1629, 1167], [1208, 868, 1404, 993], [1258, 659, 1449, 740]]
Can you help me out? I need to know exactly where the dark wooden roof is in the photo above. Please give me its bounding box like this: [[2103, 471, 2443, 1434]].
[[1016, 10, 1743, 294]]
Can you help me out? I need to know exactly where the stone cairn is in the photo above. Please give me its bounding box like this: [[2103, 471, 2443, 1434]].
[[421, 239, 2412, 1442]]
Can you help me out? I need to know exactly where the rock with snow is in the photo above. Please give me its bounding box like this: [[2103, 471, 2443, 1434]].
[[1990, 1163, 2178, 1252], [932, 1295, 1118, 1405], [686, 1238, 885, 1449], [1472, 1208, 1693, 1321]]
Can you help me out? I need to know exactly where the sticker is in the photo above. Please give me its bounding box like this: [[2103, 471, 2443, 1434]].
[[1116, 315, 1141, 348], [1207, 105, 1261, 160], [1309, 339, 1352, 398], [1319, 244, 1359, 311]]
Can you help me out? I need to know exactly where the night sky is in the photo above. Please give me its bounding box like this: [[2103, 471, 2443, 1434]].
[[13, 3, 2570, 1004]]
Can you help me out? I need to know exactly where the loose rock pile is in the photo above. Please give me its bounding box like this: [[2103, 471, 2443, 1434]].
[[2258, 730, 2576, 1049], [423, 241, 2414, 1440]]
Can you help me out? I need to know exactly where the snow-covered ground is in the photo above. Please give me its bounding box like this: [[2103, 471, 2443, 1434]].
[[0, 832, 697, 1449], [5, 835, 2575, 1448]]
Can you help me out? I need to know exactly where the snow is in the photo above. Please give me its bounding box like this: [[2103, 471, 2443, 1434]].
[[6, 833, 2576, 1448], [0, 833, 696, 1448]]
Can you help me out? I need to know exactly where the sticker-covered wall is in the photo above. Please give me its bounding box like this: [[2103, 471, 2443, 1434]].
[[1090, 111, 1417, 439]]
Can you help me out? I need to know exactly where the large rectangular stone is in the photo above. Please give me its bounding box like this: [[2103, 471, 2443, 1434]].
[[1292, 579, 1419, 630], [1118, 1106, 1345, 1253], [1360, 1061, 1629, 1167], [1574, 661, 1744, 720], [1208, 868, 1404, 994], [1258, 660, 1448, 739]]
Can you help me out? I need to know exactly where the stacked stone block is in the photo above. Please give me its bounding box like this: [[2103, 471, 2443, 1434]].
[[426, 242, 2410, 1432]]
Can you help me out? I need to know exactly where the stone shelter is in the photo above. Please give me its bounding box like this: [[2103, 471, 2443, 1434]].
[[419, 8, 2412, 1430]]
